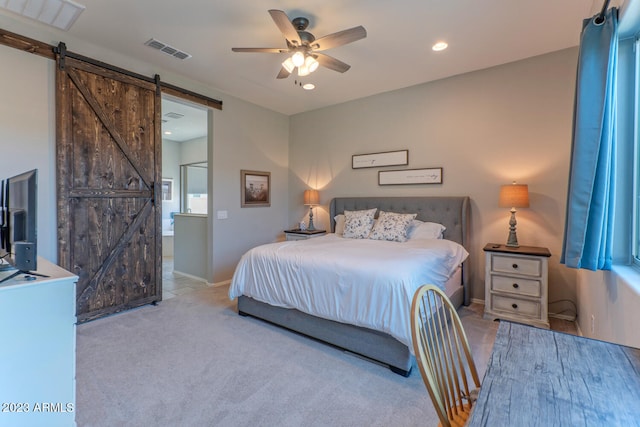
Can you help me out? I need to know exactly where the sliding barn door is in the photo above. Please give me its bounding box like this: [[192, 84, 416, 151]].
[[56, 54, 162, 322]]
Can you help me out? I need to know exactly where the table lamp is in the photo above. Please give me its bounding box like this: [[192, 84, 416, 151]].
[[303, 189, 319, 231], [499, 182, 529, 248]]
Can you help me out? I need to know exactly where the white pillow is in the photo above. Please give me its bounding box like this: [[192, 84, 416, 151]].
[[342, 208, 377, 239], [408, 221, 446, 240], [407, 219, 424, 235], [368, 211, 417, 242], [334, 214, 345, 235]]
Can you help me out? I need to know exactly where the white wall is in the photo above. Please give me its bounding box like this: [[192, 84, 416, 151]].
[[0, 44, 56, 262], [289, 48, 580, 308], [180, 136, 207, 165], [576, 268, 640, 348], [211, 96, 290, 282]]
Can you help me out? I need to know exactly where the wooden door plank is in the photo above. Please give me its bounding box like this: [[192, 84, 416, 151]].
[[66, 67, 153, 189], [77, 199, 153, 317]]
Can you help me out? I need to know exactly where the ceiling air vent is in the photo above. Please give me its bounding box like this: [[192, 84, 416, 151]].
[[144, 38, 192, 60]]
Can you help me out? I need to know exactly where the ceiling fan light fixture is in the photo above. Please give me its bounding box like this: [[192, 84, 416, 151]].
[[297, 63, 310, 77], [231, 10, 367, 81], [292, 51, 305, 67], [305, 56, 319, 73], [282, 57, 295, 73]]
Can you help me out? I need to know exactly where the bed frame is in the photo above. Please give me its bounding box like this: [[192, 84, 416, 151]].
[[238, 196, 471, 376]]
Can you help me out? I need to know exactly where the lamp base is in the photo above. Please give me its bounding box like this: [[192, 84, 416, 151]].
[[505, 209, 519, 248], [307, 206, 316, 231]]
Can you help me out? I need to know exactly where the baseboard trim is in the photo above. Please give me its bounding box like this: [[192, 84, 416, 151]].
[[172, 270, 209, 284], [213, 279, 231, 288], [469, 298, 577, 323], [549, 312, 576, 321]]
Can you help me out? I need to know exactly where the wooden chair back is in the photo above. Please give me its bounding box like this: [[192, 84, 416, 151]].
[[411, 285, 481, 427]]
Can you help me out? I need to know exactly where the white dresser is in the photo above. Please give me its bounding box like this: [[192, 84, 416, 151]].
[[483, 243, 551, 328], [0, 258, 78, 427]]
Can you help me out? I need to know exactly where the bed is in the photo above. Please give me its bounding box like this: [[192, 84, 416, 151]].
[[229, 196, 471, 376]]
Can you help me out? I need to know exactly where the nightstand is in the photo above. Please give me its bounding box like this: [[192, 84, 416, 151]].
[[483, 243, 551, 328], [284, 229, 327, 241]]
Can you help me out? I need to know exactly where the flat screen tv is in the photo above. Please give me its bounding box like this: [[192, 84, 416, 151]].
[[0, 169, 38, 274]]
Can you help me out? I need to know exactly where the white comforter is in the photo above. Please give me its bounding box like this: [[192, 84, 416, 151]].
[[229, 234, 468, 348]]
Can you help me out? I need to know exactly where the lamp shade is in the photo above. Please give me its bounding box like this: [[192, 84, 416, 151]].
[[499, 183, 530, 208], [304, 189, 319, 205]]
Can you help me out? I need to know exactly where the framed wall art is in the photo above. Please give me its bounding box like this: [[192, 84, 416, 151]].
[[161, 178, 174, 201], [352, 149, 409, 169], [241, 170, 271, 207], [378, 167, 443, 185]]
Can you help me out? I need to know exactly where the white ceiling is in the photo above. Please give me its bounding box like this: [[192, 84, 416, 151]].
[[0, 0, 628, 140], [161, 98, 208, 142]]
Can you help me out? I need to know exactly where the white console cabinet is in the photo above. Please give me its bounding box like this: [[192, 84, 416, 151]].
[[0, 258, 78, 427]]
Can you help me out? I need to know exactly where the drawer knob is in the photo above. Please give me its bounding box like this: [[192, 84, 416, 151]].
[[512, 303, 518, 309], [512, 263, 519, 269], [512, 283, 519, 289]]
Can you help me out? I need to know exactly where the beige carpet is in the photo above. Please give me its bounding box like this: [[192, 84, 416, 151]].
[[76, 285, 499, 426]]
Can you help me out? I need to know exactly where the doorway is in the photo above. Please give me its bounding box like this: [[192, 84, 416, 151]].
[[161, 97, 211, 293]]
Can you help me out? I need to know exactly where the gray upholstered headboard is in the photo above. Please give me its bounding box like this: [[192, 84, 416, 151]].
[[329, 196, 471, 305]]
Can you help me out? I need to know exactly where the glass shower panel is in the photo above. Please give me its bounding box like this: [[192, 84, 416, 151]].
[[181, 162, 208, 214]]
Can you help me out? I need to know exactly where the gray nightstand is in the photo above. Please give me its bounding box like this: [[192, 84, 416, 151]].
[[284, 229, 326, 241], [483, 243, 551, 328]]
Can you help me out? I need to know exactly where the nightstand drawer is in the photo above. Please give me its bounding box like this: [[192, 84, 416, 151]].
[[491, 295, 540, 318], [492, 255, 541, 277], [284, 229, 326, 241], [491, 275, 541, 298], [286, 234, 309, 241]]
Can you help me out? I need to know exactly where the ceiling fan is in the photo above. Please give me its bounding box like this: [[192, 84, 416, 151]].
[[232, 9, 367, 79]]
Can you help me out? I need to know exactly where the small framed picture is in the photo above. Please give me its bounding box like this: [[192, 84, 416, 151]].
[[161, 178, 174, 201], [352, 150, 409, 169], [241, 170, 271, 207], [378, 168, 443, 185]]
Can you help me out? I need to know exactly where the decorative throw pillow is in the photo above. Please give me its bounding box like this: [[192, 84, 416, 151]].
[[408, 221, 447, 240], [342, 208, 377, 239], [368, 211, 417, 242]]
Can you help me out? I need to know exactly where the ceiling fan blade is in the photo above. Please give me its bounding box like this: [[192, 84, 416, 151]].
[[268, 9, 301, 46], [311, 26, 367, 51], [315, 53, 351, 73], [276, 67, 291, 79], [231, 48, 287, 53]]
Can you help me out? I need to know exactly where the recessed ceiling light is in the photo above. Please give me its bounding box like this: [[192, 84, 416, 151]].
[[432, 41, 448, 52], [164, 131, 172, 135], [303, 83, 315, 90]]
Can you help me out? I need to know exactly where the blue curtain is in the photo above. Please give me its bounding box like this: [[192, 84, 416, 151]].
[[561, 8, 618, 270]]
